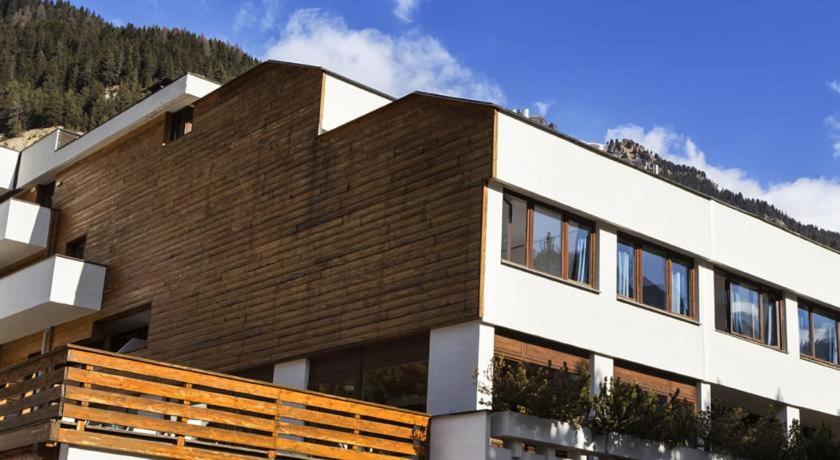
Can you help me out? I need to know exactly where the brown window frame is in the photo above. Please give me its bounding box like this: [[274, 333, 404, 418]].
[[798, 301, 840, 367], [716, 270, 785, 350], [501, 191, 597, 287], [164, 106, 194, 143], [616, 234, 697, 320]]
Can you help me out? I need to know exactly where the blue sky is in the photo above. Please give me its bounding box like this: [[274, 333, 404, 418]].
[[71, 0, 840, 231]]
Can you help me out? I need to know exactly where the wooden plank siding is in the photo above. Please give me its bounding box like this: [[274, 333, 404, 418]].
[[0, 62, 494, 373], [0, 345, 429, 459]]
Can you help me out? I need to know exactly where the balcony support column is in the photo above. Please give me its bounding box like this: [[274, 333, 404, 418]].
[[776, 405, 800, 435], [589, 352, 614, 397], [272, 358, 310, 390], [427, 321, 495, 416]]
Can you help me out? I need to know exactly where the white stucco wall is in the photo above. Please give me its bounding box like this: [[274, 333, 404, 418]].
[[427, 321, 495, 416], [487, 112, 840, 419], [319, 74, 391, 133]]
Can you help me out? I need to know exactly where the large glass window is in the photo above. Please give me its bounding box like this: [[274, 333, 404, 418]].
[[567, 221, 591, 284], [671, 260, 691, 316], [800, 304, 839, 365], [616, 241, 635, 298], [642, 249, 667, 309], [308, 335, 429, 411], [617, 236, 695, 318], [714, 273, 783, 348], [500, 193, 595, 286], [532, 207, 562, 276], [502, 196, 527, 265]]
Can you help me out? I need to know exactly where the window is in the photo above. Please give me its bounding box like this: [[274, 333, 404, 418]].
[[85, 305, 150, 353], [308, 335, 428, 412], [617, 236, 695, 318], [36, 181, 55, 208], [501, 192, 595, 286], [65, 235, 86, 259], [714, 272, 783, 348], [165, 106, 194, 142], [799, 303, 839, 365]]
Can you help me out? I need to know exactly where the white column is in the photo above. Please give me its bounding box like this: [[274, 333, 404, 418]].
[[428, 411, 491, 460], [597, 224, 617, 294], [784, 294, 800, 360], [272, 358, 310, 389], [776, 405, 800, 434], [589, 353, 614, 397], [427, 321, 495, 415], [696, 382, 712, 413]]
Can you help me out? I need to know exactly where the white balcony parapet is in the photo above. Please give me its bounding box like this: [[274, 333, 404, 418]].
[[17, 74, 220, 189], [0, 198, 51, 270], [0, 255, 106, 344], [0, 147, 19, 194], [487, 411, 729, 460]]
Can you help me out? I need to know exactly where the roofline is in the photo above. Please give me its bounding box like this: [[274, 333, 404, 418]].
[[410, 91, 840, 257], [264, 60, 396, 102]]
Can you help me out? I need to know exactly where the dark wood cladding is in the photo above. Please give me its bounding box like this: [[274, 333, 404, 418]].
[[614, 360, 697, 404], [1, 62, 494, 372]]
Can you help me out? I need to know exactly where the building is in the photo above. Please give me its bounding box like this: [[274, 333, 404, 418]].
[[0, 61, 839, 459]]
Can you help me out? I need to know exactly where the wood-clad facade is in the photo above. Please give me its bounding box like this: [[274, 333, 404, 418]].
[[0, 62, 494, 372]]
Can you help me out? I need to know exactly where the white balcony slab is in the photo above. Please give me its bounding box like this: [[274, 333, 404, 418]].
[[0, 255, 106, 344], [0, 198, 51, 269], [17, 74, 220, 188], [0, 147, 18, 193]]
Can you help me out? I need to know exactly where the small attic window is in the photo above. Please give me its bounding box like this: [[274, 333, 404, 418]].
[[165, 106, 194, 142]]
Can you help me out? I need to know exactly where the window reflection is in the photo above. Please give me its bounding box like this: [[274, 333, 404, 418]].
[[642, 250, 667, 309], [813, 311, 839, 364], [567, 220, 590, 284], [616, 241, 635, 299], [532, 207, 562, 276], [798, 307, 811, 355], [730, 283, 760, 340], [670, 261, 690, 316]]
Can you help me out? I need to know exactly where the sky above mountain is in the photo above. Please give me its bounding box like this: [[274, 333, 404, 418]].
[[71, 0, 840, 232]]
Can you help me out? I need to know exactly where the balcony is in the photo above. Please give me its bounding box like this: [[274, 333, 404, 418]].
[[0, 345, 430, 459], [0, 199, 52, 270], [0, 147, 18, 194], [0, 256, 106, 344]]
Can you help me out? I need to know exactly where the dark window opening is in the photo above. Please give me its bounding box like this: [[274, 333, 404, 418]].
[[501, 192, 596, 286], [617, 235, 696, 318], [714, 271, 784, 349], [166, 106, 194, 142], [36, 181, 55, 208], [91, 305, 151, 354], [65, 235, 86, 259], [308, 335, 428, 412]]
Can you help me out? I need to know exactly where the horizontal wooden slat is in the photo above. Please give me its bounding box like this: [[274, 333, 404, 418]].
[[66, 367, 417, 439], [0, 420, 57, 451], [67, 348, 428, 426], [63, 385, 415, 455], [0, 405, 60, 432], [63, 404, 275, 450], [57, 429, 257, 460], [64, 386, 275, 433], [0, 351, 67, 384], [0, 386, 62, 418], [0, 369, 65, 400]]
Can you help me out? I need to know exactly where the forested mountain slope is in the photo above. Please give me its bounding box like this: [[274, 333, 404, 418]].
[[0, 0, 258, 139]]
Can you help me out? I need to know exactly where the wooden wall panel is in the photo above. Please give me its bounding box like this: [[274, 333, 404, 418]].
[[614, 361, 697, 403], [0, 62, 493, 373], [494, 333, 589, 372]]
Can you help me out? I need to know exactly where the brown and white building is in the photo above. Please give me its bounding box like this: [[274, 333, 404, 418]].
[[0, 61, 839, 459]]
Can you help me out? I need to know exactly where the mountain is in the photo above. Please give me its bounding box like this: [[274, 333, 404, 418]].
[[603, 138, 840, 252], [0, 0, 258, 139]]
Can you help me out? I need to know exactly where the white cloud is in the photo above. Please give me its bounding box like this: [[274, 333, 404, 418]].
[[393, 0, 421, 23], [264, 8, 505, 103], [233, 0, 282, 33], [605, 124, 840, 232], [825, 116, 840, 159], [534, 101, 552, 117], [829, 80, 840, 95]]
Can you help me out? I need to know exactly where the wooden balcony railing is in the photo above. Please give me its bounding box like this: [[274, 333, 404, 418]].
[[0, 345, 429, 459]]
